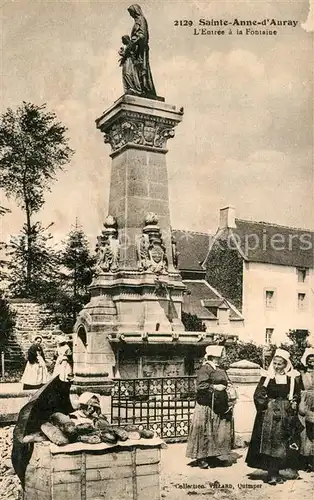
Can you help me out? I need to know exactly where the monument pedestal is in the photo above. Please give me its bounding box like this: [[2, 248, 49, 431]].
[[72, 95, 186, 392]]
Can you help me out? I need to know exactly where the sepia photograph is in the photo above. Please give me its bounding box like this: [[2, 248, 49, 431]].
[[0, 0, 313, 499]]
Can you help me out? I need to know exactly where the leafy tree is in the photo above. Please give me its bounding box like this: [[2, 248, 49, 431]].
[[182, 311, 206, 332], [279, 329, 311, 370], [0, 291, 16, 348], [224, 340, 264, 367], [0, 205, 11, 280], [39, 223, 96, 332], [5, 221, 60, 299], [0, 102, 74, 294]]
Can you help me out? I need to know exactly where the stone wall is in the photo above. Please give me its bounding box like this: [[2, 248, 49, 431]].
[[3, 299, 59, 372]]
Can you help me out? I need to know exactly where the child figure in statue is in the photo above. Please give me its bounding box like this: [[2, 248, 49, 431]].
[[119, 35, 142, 96]]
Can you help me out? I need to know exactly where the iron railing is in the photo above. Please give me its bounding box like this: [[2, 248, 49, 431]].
[[111, 376, 197, 441]]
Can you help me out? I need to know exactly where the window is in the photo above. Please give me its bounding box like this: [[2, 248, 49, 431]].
[[265, 290, 275, 308], [298, 293, 306, 309], [265, 328, 274, 345], [297, 268, 307, 283]]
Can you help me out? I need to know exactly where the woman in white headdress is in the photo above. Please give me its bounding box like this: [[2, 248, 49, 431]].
[[21, 335, 49, 390], [186, 345, 237, 469], [246, 348, 302, 485], [298, 347, 314, 471], [70, 392, 102, 425], [52, 335, 73, 382]]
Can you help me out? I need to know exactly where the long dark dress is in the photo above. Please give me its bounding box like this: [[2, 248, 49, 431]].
[[186, 363, 233, 460], [299, 371, 314, 465], [246, 375, 302, 471], [128, 4, 157, 97]]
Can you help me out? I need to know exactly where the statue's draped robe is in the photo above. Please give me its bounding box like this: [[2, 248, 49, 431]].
[[129, 4, 156, 97], [120, 45, 142, 95]]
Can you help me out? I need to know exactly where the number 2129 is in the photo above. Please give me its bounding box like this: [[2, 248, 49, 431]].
[[174, 20, 193, 27]]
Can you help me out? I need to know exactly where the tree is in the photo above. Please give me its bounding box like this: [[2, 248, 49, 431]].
[[0, 205, 11, 280], [0, 102, 74, 295], [0, 291, 16, 348], [224, 340, 264, 367], [182, 311, 206, 332], [5, 221, 60, 299], [39, 223, 96, 332], [280, 329, 311, 370]]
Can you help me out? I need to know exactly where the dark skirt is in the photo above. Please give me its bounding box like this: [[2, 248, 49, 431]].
[[186, 403, 232, 460], [246, 399, 299, 471], [300, 418, 314, 457]]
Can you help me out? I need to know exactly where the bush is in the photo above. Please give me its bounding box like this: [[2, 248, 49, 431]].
[[182, 311, 206, 332], [223, 340, 265, 368], [222, 330, 311, 371], [0, 292, 16, 348], [279, 329, 311, 370]]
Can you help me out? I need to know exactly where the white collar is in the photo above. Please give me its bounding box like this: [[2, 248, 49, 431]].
[[275, 373, 287, 384]]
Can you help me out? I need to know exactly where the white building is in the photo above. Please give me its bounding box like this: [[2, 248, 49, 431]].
[[203, 206, 314, 345]]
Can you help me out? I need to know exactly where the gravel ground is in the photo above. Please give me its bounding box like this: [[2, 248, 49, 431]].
[[160, 443, 314, 500], [0, 426, 22, 500], [1, 426, 313, 500]]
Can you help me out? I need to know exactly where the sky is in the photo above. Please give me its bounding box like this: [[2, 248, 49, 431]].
[[0, 0, 313, 248]]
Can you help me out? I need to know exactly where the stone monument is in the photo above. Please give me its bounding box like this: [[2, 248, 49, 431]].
[[72, 5, 186, 394]]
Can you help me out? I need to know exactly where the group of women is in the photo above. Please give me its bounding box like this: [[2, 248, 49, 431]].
[[186, 345, 314, 485], [21, 334, 73, 390]]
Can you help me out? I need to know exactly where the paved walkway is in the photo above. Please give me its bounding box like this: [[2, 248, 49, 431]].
[[0, 383, 24, 394]]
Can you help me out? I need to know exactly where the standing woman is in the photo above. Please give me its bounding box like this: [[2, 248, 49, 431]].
[[21, 335, 49, 390], [52, 335, 73, 382], [186, 345, 236, 469], [298, 348, 314, 471], [246, 348, 302, 485]]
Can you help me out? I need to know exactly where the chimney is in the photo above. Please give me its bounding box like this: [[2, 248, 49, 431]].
[[219, 206, 236, 229]]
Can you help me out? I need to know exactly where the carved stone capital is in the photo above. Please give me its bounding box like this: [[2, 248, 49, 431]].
[[96, 95, 183, 155], [103, 114, 177, 152]]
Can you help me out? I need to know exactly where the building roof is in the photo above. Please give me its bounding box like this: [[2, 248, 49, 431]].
[[172, 230, 210, 271], [232, 219, 314, 268], [173, 219, 314, 270], [183, 280, 243, 321]]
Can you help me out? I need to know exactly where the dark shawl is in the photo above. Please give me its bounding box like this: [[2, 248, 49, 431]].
[[27, 343, 46, 364], [11, 376, 73, 486], [195, 363, 229, 417]]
